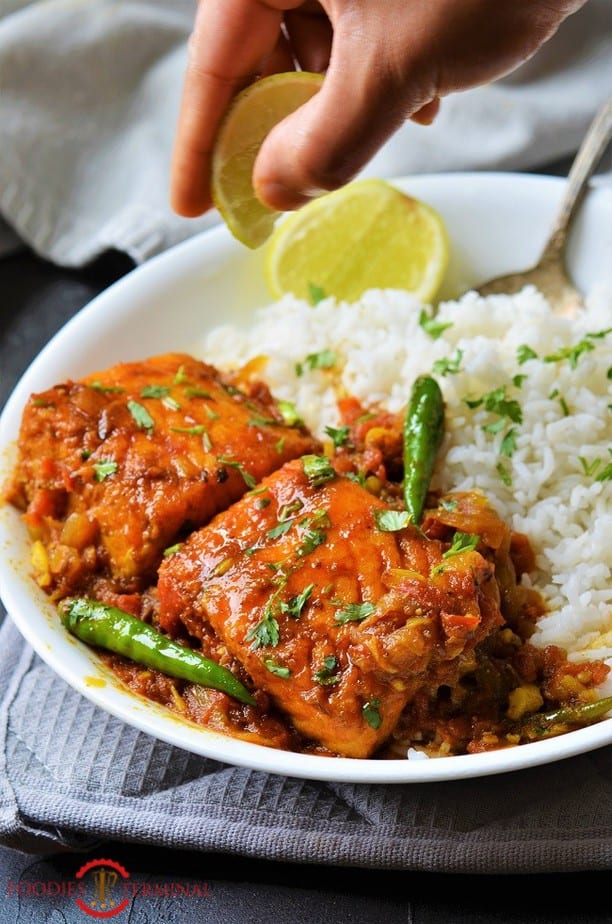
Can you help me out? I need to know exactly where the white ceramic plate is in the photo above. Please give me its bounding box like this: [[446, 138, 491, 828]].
[[1, 173, 612, 784]]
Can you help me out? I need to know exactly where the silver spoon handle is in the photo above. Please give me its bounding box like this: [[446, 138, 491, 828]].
[[539, 97, 612, 264]]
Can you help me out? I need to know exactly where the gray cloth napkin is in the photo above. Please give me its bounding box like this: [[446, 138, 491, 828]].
[[1, 613, 611, 870], [1, 0, 611, 267]]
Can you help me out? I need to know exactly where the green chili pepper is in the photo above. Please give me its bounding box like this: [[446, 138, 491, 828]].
[[60, 598, 256, 706], [403, 375, 445, 524], [516, 696, 612, 742]]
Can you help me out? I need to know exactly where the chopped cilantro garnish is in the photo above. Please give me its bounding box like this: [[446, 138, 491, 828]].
[[345, 470, 367, 487], [496, 461, 512, 486], [296, 510, 331, 555], [374, 509, 411, 532], [267, 500, 303, 538], [464, 386, 523, 424], [277, 399, 303, 427], [512, 374, 527, 388], [173, 364, 189, 385], [482, 418, 506, 435], [127, 400, 154, 431], [595, 463, 612, 482], [586, 327, 612, 340], [324, 425, 351, 448], [439, 497, 458, 511], [88, 380, 125, 393], [280, 584, 314, 619], [184, 387, 213, 398], [296, 349, 337, 377], [246, 608, 280, 649], [516, 344, 538, 365], [308, 282, 326, 305], [443, 531, 480, 558], [418, 309, 452, 340], [313, 655, 340, 686], [334, 602, 375, 624], [297, 527, 327, 557], [170, 424, 207, 435], [302, 454, 336, 487], [279, 499, 304, 521], [355, 412, 376, 424], [92, 459, 118, 482], [362, 699, 382, 730], [140, 385, 170, 399], [592, 452, 612, 482], [431, 531, 481, 576], [264, 659, 291, 678], [216, 456, 257, 489], [163, 542, 182, 557], [267, 520, 293, 540], [579, 456, 602, 477], [499, 427, 518, 458], [248, 414, 277, 428], [543, 338, 595, 369], [432, 349, 463, 377]]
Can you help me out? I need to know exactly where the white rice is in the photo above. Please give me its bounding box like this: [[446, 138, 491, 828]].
[[204, 285, 612, 668]]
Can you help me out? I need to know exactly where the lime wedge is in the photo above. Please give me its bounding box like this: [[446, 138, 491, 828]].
[[265, 178, 449, 303], [211, 71, 324, 249]]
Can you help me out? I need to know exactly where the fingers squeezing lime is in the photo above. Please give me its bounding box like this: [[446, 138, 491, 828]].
[[211, 72, 448, 304]]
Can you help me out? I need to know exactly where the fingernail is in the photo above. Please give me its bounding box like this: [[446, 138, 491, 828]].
[[257, 181, 327, 211]]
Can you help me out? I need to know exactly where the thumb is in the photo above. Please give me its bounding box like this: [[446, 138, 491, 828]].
[[252, 39, 436, 210]]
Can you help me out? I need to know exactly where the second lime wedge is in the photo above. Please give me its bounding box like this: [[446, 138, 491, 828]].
[[265, 178, 449, 303]]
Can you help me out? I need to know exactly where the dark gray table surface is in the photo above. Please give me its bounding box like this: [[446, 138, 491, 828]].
[[1, 240, 610, 923]]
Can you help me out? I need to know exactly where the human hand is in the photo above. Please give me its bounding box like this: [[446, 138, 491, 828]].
[[170, 0, 588, 218]]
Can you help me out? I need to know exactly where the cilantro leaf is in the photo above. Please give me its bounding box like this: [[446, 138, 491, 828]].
[[280, 584, 314, 619], [127, 400, 154, 431], [324, 425, 351, 448], [499, 427, 518, 458], [217, 456, 257, 489], [246, 610, 280, 649], [140, 385, 170, 399], [543, 338, 595, 370], [308, 282, 326, 305], [277, 400, 303, 427], [432, 349, 463, 377], [335, 602, 376, 624], [302, 454, 336, 487], [362, 699, 382, 730], [374, 509, 411, 532], [92, 459, 118, 482], [443, 531, 480, 558], [517, 344, 538, 365], [264, 659, 291, 678], [296, 349, 337, 377], [419, 309, 452, 340]]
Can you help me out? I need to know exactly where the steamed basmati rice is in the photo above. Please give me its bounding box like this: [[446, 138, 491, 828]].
[[204, 285, 612, 668]]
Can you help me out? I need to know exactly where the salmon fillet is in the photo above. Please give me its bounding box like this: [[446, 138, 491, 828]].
[[7, 353, 320, 598], [157, 458, 505, 758]]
